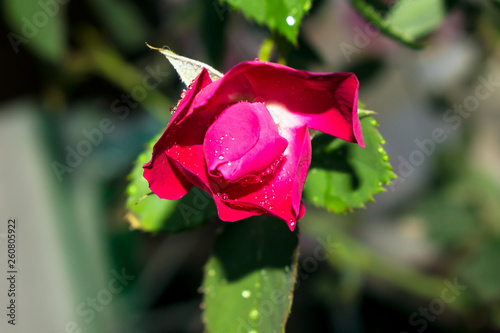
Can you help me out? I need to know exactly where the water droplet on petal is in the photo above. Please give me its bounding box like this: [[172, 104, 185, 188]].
[[218, 155, 224, 160], [221, 193, 228, 200]]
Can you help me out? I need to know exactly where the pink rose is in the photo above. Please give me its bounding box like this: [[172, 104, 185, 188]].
[[143, 60, 364, 230]]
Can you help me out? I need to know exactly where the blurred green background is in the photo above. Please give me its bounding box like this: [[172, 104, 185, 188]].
[[1, 0, 500, 332]]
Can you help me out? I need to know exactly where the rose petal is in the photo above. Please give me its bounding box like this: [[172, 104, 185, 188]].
[[143, 152, 192, 199], [143, 68, 212, 199], [221, 125, 311, 231], [245, 63, 364, 147], [193, 61, 364, 148], [213, 199, 261, 221], [204, 102, 288, 181]]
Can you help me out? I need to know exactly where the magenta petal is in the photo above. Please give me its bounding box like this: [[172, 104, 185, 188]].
[[204, 102, 288, 181], [143, 69, 212, 199], [221, 125, 311, 230], [291, 125, 312, 216], [244, 63, 364, 147], [197, 61, 364, 147], [143, 152, 192, 200], [213, 198, 261, 221]]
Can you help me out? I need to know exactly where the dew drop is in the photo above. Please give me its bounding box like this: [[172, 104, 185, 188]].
[[221, 193, 228, 200], [242, 290, 251, 298], [381, 139, 387, 145], [383, 155, 390, 161], [227, 161, 232, 166], [231, 137, 235, 141], [263, 194, 268, 199], [218, 155, 224, 160], [220, 136, 224, 140], [249, 309, 260, 321], [378, 147, 385, 154], [286, 16, 296, 26]]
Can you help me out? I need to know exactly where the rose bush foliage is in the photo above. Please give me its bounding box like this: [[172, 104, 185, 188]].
[[143, 60, 364, 230]]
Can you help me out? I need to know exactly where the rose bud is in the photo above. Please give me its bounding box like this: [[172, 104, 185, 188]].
[[143, 60, 364, 231]]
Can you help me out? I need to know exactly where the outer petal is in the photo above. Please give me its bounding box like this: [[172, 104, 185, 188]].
[[245, 63, 364, 148], [143, 69, 213, 199], [193, 61, 364, 147], [143, 153, 192, 200], [204, 102, 287, 181]]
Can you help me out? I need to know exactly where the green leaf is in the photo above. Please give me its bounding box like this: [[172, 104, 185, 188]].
[[125, 134, 216, 233], [303, 116, 396, 214], [386, 0, 446, 38], [202, 217, 299, 333], [349, 0, 446, 48], [222, 0, 313, 44], [3, 0, 67, 62], [147, 44, 224, 87]]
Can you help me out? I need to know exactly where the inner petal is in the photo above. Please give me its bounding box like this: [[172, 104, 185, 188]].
[[203, 102, 288, 182]]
